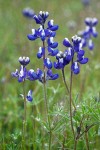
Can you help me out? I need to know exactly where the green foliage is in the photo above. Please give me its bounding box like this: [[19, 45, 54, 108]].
[[0, 0, 100, 149]]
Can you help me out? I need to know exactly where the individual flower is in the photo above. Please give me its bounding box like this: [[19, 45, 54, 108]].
[[46, 69, 59, 80], [71, 62, 80, 74], [27, 29, 38, 41], [48, 47, 58, 56], [88, 39, 94, 50], [26, 90, 33, 102], [22, 7, 35, 19], [47, 37, 58, 48], [19, 56, 30, 66], [47, 20, 59, 31], [33, 11, 49, 25], [11, 65, 28, 82], [44, 58, 52, 69], [37, 47, 44, 59]]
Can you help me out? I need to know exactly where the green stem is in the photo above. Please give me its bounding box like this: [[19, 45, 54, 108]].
[[43, 70, 52, 150], [69, 60, 76, 150], [74, 139, 77, 150], [85, 131, 90, 150], [42, 34, 51, 150], [22, 79, 27, 149], [32, 105, 36, 149], [62, 68, 76, 110], [62, 68, 69, 93], [69, 68, 75, 139]]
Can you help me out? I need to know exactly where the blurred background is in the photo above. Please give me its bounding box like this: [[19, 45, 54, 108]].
[[0, 0, 100, 149]]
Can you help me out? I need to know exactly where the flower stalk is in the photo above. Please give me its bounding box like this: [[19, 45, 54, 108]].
[[42, 37, 52, 150], [21, 78, 27, 149]]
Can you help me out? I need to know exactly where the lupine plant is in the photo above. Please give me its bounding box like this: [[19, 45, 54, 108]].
[[77, 17, 98, 100], [11, 11, 99, 150], [11, 56, 33, 148], [78, 17, 98, 50]]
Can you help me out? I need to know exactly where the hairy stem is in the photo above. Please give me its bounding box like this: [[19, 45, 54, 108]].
[[22, 79, 27, 149], [42, 32, 52, 150], [62, 68, 76, 110], [74, 139, 77, 150], [69, 68, 75, 139], [69, 60, 77, 150], [62, 68, 69, 93], [85, 131, 90, 150]]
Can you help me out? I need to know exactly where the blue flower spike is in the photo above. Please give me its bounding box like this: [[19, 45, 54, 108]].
[[54, 34, 89, 74], [78, 17, 98, 50]]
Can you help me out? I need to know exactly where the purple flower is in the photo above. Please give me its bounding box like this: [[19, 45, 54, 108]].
[[54, 50, 72, 69], [79, 56, 88, 64], [54, 35, 88, 74], [33, 11, 49, 25], [54, 58, 64, 69], [28, 69, 38, 81], [85, 17, 98, 27], [44, 58, 52, 69], [37, 47, 45, 58], [28, 68, 59, 83], [47, 69, 59, 80], [27, 29, 38, 41], [72, 35, 82, 52], [88, 39, 94, 50], [19, 56, 30, 66], [26, 90, 33, 102], [78, 17, 98, 50], [11, 66, 27, 82], [63, 35, 82, 53], [63, 38, 72, 47], [48, 20, 59, 31], [48, 47, 58, 56], [71, 62, 80, 74], [22, 7, 35, 19], [28, 25, 57, 42], [47, 37, 58, 48]]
